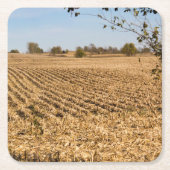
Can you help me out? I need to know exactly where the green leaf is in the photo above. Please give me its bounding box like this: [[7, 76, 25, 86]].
[[102, 8, 109, 11], [75, 12, 80, 17], [154, 27, 159, 31], [103, 25, 107, 29], [144, 30, 148, 36], [143, 11, 147, 16], [153, 10, 157, 14], [124, 8, 131, 12], [98, 14, 102, 18], [111, 26, 115, 30], [138, 38, 142, 43], [117, 23, 122, 27], [143, 22, 148, 28], [134, 9, 139, 16], [122, 19, 125, 23]]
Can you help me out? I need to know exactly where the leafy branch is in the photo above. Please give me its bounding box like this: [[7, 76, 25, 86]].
[[66, 8, 162, 60]]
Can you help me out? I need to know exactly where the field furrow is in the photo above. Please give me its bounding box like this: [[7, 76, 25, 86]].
[[8, 54, 162, 162]]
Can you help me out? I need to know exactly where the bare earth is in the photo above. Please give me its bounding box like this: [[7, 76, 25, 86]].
[[8, 53, 162, 162]]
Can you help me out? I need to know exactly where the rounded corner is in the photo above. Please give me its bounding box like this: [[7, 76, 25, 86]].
[[147, 145, 163, 163], [147, 7, 162, 24], [8, 8, 24, 24], [8, 147, 22, 162]]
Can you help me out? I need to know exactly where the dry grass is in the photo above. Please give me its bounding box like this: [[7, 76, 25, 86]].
[[8, 53, 162, 162]]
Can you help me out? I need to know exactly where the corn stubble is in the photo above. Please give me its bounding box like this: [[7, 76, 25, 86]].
[[8, 53, 162, 162]]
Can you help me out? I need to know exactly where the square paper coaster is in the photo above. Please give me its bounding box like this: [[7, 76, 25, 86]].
[[8, 8, 162, 162]]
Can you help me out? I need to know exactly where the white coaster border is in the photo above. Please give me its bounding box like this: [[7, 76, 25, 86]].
[[0, 0, 169, 169]]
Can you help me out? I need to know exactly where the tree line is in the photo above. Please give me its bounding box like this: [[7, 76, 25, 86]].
[[9, 42, 151, 57]]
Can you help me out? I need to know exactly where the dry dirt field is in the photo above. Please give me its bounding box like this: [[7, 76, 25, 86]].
[[8, 53, 162, 162]]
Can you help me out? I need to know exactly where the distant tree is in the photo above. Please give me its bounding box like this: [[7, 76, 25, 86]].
[[84, 46, 89, 52], [89, 44, 97, 54], [75, 47, 86, 58], [98, 47, 104, 54], [36, 47, 44, 53], [121, 43, 137, 56], [83, 45, 120, 54], [108, 46, 113, 54], [66, 8, 162, 59], [76, 46, 83, 50], [141, 47, 151, 53], [40, 48, 44, 53], [51, 46, 62, 55], [112, 47, 119, 54], [10, 49, 19, 53], [28, 42, 40, 54], [103, 48, 108, 54]]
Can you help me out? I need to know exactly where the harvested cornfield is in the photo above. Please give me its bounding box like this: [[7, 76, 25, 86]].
[[8, 53, 162, 162]]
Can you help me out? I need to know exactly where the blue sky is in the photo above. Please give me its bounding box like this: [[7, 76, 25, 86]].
[[8, 8, 161, 53]]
